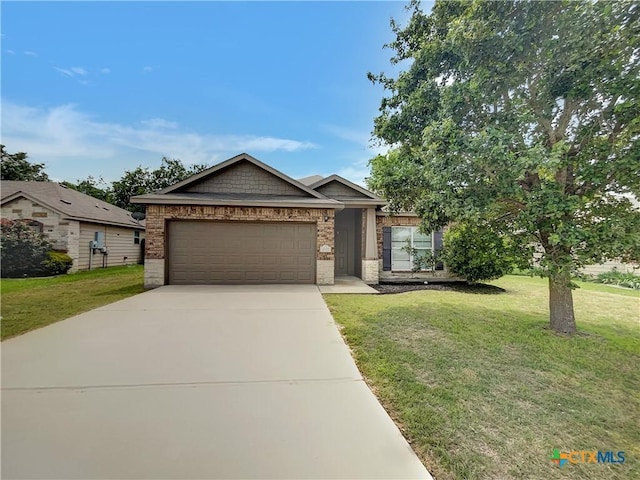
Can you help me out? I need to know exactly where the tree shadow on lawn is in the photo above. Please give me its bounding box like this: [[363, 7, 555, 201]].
[[374, 282, 506, 295], [93, 284, 145, 297]]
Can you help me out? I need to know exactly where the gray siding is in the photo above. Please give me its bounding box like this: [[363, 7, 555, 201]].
[[183, 161, 308, 196], [79, 222, 144, 270], [316, 181, 370, 199]]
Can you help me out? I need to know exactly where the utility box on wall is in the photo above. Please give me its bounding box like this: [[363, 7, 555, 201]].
[[94, 231, 105, 248]]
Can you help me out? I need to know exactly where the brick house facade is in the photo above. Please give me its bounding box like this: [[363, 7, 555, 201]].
[[132, 153, 452, 287]]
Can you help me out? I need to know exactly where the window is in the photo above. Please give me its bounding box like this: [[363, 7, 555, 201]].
[[134, 230, 140, 245], [24, 219, 44, 234], [391, 226, 433, 271]]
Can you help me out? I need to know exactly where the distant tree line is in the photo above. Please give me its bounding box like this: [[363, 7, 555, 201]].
[[0, 144, 208, 212]]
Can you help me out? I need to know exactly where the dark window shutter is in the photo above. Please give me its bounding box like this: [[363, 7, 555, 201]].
[[434, 229, 444, 270], [382, 227, 392, 271]]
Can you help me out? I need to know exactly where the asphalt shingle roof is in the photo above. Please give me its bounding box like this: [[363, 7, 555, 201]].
[[1, 181, 143, 229]]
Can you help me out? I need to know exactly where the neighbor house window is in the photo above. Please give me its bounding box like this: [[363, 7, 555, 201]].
[[134, 231, 140, 245], [24, 219, 44, 234], [391, 226, 433, 271]]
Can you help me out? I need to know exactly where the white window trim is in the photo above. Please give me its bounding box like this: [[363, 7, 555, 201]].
[[391, 226, 435, 272]]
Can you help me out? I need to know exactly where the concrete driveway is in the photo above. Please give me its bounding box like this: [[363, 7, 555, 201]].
[[2, 285, 431, 479]]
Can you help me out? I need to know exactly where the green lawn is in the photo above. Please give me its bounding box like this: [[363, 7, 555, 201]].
[[324, 276, 640, 480], [1, 265, 145, 340]]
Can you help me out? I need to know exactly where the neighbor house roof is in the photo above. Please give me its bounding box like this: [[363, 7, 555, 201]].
[[1, 181, 144, 229]]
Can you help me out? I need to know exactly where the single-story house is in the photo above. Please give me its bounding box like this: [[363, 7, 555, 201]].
[[131, 153, 451, 287], [1, 181, 145, 272], [581, 260, 638, 276]]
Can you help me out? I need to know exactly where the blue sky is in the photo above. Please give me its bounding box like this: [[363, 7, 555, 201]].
[[2, 1, 431, 185]]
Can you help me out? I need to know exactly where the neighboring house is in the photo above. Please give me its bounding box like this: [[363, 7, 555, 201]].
[[131, 153, 451, 287], [530, 195, 640, 277], [581, 260, 638, 276], [581, 195, 640, 276], [1, 181, 145, 272]]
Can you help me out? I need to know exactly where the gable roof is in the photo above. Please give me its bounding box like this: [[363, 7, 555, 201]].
[[309, 175, 385, 206], [1, 181, 143, 229], [158, 153, 326, 199], [131, 153, 343, 209], [297, 175, 324, 186]]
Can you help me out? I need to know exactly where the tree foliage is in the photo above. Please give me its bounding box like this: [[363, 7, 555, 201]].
[[368, 0, 640, 333], [1, 145, 49, 181], [0, 221, 54, 277], [1, 144, 207, 212], [111, 157, 208, 212], [61, 176, 113, 203]]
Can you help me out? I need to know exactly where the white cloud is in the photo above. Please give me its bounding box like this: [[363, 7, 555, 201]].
[[6, 49, 15, 55], [55, 66, 88, 78], [54, 67, 75, 77], [143, 66, 153, 73], [100, 67, 111, 74], [319, 124, 390, 185], [71, 67, 87, 76], [323, 123, 389, 157], [23, 51, 37, 56], [1, 100, 317, 182], [141, 118, 178, 129], [336, 158, 371, 187]]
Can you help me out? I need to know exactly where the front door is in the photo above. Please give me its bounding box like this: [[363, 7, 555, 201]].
[[335, 228, 349, 275]]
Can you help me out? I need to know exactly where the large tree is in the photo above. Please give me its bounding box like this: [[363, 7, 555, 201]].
[[368, 0, 640, 333], [61, 176, 113, 203], [111, 157, 208, 212], [1, 145, 49, 181]]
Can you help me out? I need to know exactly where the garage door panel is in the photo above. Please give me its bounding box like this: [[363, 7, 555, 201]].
[[168, 221, 316, 285]]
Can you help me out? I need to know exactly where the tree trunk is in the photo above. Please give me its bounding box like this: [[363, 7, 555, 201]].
[[548, 272, 577, 334]]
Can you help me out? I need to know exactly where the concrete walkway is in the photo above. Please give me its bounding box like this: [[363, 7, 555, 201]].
[[2, 285, 431, 479], [318, 275, 379, 294]]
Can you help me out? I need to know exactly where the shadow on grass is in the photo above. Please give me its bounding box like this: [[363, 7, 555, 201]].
[[94, 284, 145, 297], [375, 282, 506, 295]]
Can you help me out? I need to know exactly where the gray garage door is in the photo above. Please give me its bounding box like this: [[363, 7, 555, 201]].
[[168, 221, 316, 284]]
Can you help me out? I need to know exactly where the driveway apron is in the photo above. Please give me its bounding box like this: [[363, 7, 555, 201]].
[[2, 285, 431, 479]]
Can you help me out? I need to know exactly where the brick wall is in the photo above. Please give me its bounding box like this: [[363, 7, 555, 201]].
[[145, 205, 334, 261], [2, 198, 68, 250], [1, 198, 83, 271]]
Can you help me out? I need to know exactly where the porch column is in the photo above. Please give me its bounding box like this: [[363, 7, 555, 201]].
[[362, 207, 379, 284], [365, 207, 377, 259]]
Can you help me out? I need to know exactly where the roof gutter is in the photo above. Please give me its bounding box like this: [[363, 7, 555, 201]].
[[130, 196, 345, 210]]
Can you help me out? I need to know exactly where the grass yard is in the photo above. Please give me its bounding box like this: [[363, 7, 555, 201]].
[[1, 265, 144, 340], [324, 275, 640, 480]]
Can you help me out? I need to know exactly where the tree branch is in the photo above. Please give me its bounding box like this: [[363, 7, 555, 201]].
[[527, 77, 556, 146]]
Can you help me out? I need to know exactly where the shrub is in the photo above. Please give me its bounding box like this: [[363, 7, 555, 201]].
[[41, 251, 73, 276], [0, 220, 53, 277], [442, 221, 516, 284], [402, 240, 443, 274], [594, 269, 640, 290]]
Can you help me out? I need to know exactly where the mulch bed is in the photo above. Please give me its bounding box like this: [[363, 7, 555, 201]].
[[373, 282, 506, 295]]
